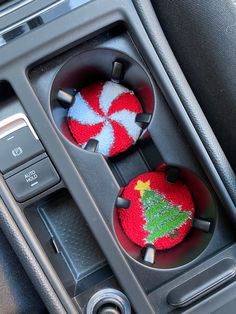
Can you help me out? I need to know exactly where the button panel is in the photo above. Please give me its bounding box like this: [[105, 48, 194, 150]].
[[6, 158, 60, 202], [0, 125, 44, 174]]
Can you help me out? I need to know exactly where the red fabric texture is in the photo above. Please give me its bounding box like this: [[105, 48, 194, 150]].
[[67, 119, 104, 144], [67, 81, 142, 157], [109, 120, 134, 157], [118, 171, 195, 250], [80, 82, 105, 117], [107, 92, 142, 116]]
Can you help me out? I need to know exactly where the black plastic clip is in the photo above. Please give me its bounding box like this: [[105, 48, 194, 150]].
[[57, 88, 77, 108], [111, 61, 124, 83], [192, 218, 211, 232], [115, 197, 131, 209], [84, 139, 99, 153], [141, 244, 156, 265], [166, 167, 180, 183], [135, 113, 152, 129]]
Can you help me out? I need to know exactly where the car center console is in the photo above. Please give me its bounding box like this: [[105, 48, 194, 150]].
[[1, 1, 236, 313]]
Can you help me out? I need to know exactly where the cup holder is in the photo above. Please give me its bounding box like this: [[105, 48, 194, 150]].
[[50, 48, 155, 156], [50, 48, 216, 269], [114, 168, 217, 269]]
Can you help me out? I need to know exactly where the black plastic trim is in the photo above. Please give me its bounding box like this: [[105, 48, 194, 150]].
[[167, 259, 236, 308], [133, 0, 236, 212]]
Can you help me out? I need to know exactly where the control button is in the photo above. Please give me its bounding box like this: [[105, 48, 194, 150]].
[[6, 158, 60, 202], [0, 126, 44, 174]]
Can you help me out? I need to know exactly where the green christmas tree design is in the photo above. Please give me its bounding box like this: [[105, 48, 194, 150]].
[[135, 180, 191, 243]]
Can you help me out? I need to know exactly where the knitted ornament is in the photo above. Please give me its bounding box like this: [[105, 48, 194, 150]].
[[118, 172, 194, 250], [67, 81, 143, 157]]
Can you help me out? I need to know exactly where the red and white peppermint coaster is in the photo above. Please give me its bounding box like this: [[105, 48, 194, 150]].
[[67, 81, 143, 157]]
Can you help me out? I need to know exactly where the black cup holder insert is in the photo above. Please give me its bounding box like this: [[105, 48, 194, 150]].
[[50, 48, 155, 154]]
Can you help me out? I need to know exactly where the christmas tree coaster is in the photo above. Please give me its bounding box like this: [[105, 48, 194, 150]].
[[67, 81, 143, 157], [118, 172, 195, 250]]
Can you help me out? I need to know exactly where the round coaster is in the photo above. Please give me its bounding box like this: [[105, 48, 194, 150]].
[[67, 81, 143, 157], [118, 171, 195, 250]]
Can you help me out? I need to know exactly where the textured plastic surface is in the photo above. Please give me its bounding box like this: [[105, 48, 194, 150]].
[[25, 189, 111, 298], [39, 194, 107, 283]]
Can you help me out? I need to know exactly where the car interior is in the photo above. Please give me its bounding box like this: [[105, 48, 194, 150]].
[[1, 0, 236, 313]]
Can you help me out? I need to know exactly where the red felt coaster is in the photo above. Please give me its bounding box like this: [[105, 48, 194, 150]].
[[118, 171, 195, 250], [67, 81, 143, 157]]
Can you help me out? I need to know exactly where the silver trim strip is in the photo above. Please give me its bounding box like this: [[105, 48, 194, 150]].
[[0, 0, 35, 18], [0, 0, 65, 36], [0, 0, 90, 47], [0, 113, 39, 140]]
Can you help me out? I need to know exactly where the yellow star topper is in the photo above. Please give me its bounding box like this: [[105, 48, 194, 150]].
[[134, 179, 151, 197]]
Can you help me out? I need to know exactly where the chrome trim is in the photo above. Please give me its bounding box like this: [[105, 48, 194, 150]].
[[0, 0, 65, 36], [0, 0, 35, 18], [0, 113, 39, 140], [0, 0, 91, 48]]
